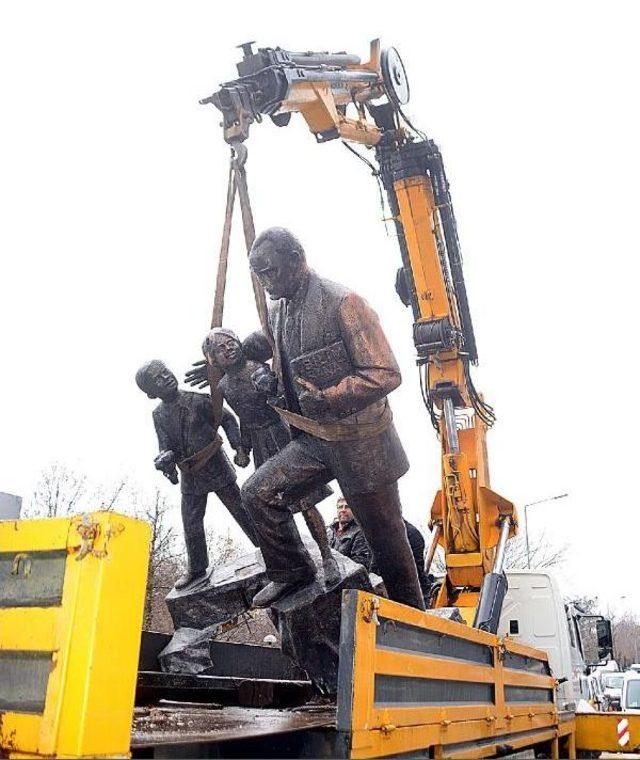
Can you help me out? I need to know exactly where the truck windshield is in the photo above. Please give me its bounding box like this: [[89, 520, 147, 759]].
[[604, 675, 624, 689], [627, 681, 640, 709]]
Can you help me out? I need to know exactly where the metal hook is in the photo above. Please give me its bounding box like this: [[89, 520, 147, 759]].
[[11, 552, 32, 577], [231, 141, 248, 170]]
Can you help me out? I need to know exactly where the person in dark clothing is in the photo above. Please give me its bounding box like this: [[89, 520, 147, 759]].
[[400, 520, 432, 603], [241, 226, 425, 610], [136, 360, 258, 589], [327, 497, 372, 569], [329, 497, 433, 604], [367, 518, 430, 597]]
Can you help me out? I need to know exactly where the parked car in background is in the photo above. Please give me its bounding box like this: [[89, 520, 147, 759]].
[[602, 671, 625, 710], [621, 671, 640, 713]]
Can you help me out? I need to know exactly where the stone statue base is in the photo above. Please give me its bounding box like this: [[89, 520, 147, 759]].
[[161, 541, 374, 694], [165, 550, 268, 630], [270, 549, 374, 695], [159, 624, 222, 675]]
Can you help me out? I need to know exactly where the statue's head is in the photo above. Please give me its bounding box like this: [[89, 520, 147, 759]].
[[202, 327, 243, 370], [135, 360, 178, 400], [249, 227, 308, 300]]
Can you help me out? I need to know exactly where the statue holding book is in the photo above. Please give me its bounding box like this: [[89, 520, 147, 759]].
[[239, 227, 426, 610]]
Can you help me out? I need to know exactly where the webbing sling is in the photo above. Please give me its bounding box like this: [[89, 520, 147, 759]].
[[207, 145, 274, 433]]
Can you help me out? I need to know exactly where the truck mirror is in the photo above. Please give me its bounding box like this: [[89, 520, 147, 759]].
[[576, 614, 614, 666], [596, 617, 613, 661]]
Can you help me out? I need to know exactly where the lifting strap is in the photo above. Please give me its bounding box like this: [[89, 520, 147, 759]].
[[207, 145, 274, 429], [210, 162, 236, 330], [210, 146, 272, 340]]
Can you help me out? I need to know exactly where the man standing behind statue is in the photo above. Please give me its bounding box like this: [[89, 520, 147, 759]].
[[242, 227, 425, 611]]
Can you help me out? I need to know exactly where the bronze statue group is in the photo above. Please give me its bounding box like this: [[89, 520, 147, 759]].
[[136, 227, 428, 611]]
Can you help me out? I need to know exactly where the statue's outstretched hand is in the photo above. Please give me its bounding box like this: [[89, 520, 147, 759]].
[[185, 359, 209, 389]]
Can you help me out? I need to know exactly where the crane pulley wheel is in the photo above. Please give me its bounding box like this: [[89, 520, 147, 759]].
[[381, 46, 410, 107]]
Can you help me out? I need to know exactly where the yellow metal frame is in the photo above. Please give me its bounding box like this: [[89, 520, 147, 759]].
[[392, 169, 516, 616], [338, 591, 574, 759], [576, 712, 640, 754], [0, 512, 150, 758]]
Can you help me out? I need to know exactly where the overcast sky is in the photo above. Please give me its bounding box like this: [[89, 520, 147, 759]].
[[2, 2, 639, 615]]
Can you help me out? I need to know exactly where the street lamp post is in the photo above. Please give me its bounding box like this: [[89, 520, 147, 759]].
[[524, 493, 569, 568]]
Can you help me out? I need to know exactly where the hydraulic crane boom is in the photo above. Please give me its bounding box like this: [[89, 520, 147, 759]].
[[201, 40, 517, 630]]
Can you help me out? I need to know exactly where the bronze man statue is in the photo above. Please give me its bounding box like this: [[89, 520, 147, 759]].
[[135, 360, 258, 589], [240, 226, 425, 610], [196, 327, 340, 586]]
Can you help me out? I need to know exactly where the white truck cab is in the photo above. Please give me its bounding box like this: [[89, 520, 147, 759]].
[[498, 571, 613, 711], [499, 571, 580, 710]]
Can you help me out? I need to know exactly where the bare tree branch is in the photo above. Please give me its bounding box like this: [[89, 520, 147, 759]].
[[28, 463, 88, 518]]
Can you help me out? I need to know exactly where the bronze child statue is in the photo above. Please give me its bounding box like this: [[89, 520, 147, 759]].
[[135, 360, 258, 589], [190, 328, 340, 586]]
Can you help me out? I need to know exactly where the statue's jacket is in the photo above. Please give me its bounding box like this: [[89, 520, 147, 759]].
[[152, 391, 239, 495], [267, 270, 410, 493]]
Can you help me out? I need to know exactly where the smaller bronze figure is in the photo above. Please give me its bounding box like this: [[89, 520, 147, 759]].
[[195, 328, 340, 586], [136, 360, 258, 590]]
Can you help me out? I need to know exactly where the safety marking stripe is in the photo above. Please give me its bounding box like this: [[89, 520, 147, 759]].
[[618, 718, 630, 747]]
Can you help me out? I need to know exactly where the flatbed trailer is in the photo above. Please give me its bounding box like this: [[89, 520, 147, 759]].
[[9, 513, 640, 759], [131, 704, 337, 758], [129, 587, 574, 759], [2, 513, 640, 758]]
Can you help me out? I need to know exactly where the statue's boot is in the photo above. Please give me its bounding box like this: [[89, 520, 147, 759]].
[[174, 567, 208, 590], [301, 505, 341, 588], [252, 575, 314, 608], [322, 556, 341, 587]]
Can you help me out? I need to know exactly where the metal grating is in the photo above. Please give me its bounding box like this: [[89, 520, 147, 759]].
[[504, 685, 553, 703], [503, 650, 550, 675], [376, 617, 493, 666], [0, 651, 53, 714], [375, 674, 495, 706]]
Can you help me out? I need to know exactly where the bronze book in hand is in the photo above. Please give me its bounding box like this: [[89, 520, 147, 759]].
[[290, 340, 351, 390]]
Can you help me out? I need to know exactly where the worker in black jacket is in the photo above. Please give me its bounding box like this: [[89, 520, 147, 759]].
[[329, 496, 433, 603], [327, 497, 371, 569], [399, 520, 433, 603]]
